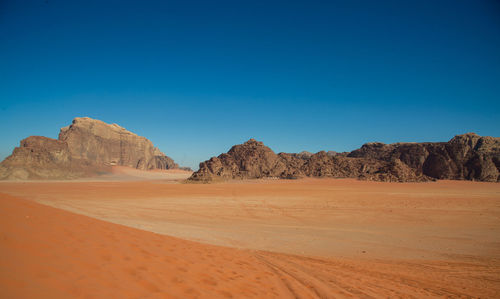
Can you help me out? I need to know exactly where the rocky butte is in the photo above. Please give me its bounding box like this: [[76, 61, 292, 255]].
[[0, 117, 179, 180], [189, 133, 500, 182]]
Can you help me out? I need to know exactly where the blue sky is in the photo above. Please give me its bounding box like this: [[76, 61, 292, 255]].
[[1, 0, 499, 169]]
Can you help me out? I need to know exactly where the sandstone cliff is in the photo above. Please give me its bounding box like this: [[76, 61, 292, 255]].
[[0, 136, 78, 180], [59, 117, 178, 170], [189, 134, 500, 182], [0, 117, 179, 180]]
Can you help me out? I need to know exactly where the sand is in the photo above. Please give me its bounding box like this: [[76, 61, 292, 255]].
[[1, 175, 499, 298]]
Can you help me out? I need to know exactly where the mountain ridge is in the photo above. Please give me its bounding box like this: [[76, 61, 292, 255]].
[[189, 133, 500, 182]]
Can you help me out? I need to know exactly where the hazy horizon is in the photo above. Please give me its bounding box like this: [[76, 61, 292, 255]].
[[1, 0, 499, 170]]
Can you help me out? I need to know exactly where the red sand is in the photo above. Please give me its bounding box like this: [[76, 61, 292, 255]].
[[1, 178, 500, 298], [0, 193, 291, 298]]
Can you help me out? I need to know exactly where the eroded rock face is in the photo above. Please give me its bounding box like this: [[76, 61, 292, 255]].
[[190, 134, 500, 182], [59, 117, 178, 170], [0, 136, 96, 180], [190, 139, 430, 182], [348, 133, 500, 182], [190, 139, 283, 181], [0, 117, 178, 180]]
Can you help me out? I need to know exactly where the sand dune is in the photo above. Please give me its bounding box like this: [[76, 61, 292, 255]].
[[1, 179, 499, 298], [0, 194, 291, 298]]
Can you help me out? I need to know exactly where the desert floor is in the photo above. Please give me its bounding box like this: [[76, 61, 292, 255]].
[[1, 172, 499, 298]]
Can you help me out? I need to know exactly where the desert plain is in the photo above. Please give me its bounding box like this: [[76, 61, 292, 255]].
[[1, 168, 499, 298]]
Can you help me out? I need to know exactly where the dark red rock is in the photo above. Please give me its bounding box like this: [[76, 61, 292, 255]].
[[348, 133, 499, 182], [190, 134, 499, 182]]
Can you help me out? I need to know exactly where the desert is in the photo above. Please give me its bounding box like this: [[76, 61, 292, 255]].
[[1, 118, 500, 298], [1, 173, 500, 298], [2, 2, 500, 298]]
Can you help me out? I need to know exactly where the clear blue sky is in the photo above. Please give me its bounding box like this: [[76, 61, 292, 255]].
[[1, 0, 499, 169]]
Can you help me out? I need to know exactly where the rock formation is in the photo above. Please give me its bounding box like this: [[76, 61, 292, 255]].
[[348, 133, 500, 182], [0, 136, 81, 180], [190, 139, 285, 181], [59, 117, 178, 170], [189, 133, 500, 182], [0, 117, 179, 180]]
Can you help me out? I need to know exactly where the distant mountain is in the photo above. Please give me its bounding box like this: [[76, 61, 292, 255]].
[[0, 117, 179, 180], [189, 134, 500, 182]]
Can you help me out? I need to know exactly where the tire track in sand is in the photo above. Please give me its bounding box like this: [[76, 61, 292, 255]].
[[254, 251, 498, 298]]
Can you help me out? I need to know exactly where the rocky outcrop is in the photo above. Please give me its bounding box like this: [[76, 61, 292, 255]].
[[59, 117, 178, 170], [0, 136, 102, 180], [348, 133, 500, 182], [0, 117, 179, 180], [190, 133, 500, 182], [189, 139, 431, 182], [190, 139, 282, 181], [0, 136, 70, 180]]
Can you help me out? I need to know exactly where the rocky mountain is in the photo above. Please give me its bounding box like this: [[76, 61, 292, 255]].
[[59, 117, 177, 170], [0, 117, 179, 180], [189, 133, 500, 182], [190, 139, 285, 181], [0, 136, 85, 180], [348, 133, 500, 182]]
